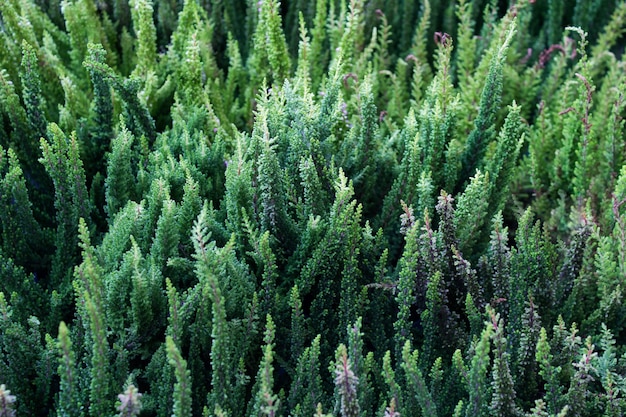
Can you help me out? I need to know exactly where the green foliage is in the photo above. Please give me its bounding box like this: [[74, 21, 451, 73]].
[[333, 343, 359, 417], [1, 1, 626, 416], [402, 341, 437, 417], [20, 41, 47, 143], [57, 321, 83, 417], [74, 218, 112, 417], [167, 336, 193, 417], [458, 13, 515, 190], [463, 320, 493, 417], [0, 146, 44, 271], [249, 315, 279, 417], [105, 121, 137, 219], [129, 0, 157, 78], [40, 123, 91, 294], [84, 43, 114, 178], [394, 220, 419, 357], [489, 309, 518, 417], [290, 334, 325, 417]]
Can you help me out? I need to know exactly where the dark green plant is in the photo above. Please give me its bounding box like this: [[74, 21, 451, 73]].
[[0, 1, 625, 416]]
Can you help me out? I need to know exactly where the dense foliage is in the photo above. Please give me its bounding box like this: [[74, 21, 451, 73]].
[[1, 0, 626, 416]]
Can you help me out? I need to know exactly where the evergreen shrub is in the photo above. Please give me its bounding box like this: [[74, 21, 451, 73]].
[[0, 0, 626, 416]]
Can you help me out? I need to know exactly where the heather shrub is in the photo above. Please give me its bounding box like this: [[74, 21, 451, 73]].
[[0, 0, 626, 416]]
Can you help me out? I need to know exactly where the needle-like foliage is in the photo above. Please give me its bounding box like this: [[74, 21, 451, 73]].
[[0, 1, 624, 416]]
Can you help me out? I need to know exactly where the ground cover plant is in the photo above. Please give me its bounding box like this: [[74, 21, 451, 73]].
[[1, 0, 626, 415]]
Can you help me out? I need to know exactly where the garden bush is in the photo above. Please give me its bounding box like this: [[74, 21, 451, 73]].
[[0, 0, 626, 416]]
